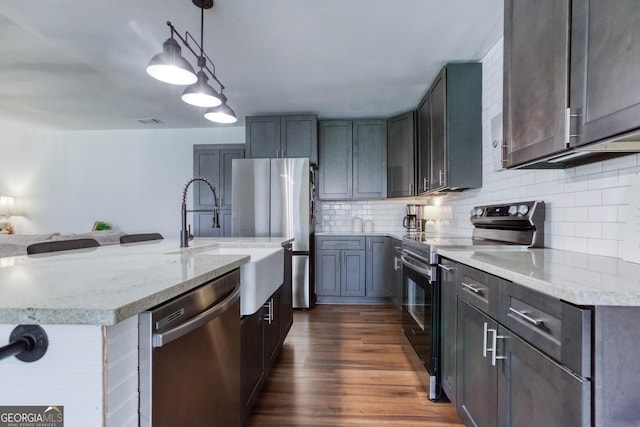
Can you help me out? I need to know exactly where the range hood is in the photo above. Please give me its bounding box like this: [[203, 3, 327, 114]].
[[516, 131, 640, 169]]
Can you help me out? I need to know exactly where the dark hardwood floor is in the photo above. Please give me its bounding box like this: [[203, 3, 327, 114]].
[[247, 304, 464, 426]]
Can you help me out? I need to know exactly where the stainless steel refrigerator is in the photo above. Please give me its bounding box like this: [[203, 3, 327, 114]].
[[231, 158, 314, 309]]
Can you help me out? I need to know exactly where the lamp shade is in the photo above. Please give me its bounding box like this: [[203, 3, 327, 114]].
[[181, 71, 222, 107], [204, 95, 237, 124], [0, 196, 17, 216], [146, 37, 197, 85]]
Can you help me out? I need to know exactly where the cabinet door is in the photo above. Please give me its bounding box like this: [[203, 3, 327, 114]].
[[241, 309, 265, 420], [504, 0, 570, 167], [366, 236, 389, 297], [264, 290, 281, 369], [315, 249, 341, 296], [341, 250, 366, 297], [246, 116, 281, 158], [219, 148, 244, 210], [353, 120, 387, 199], [571, 0, 640, 146], [440, 259, 458, 406], [497, 325, 591, 427], [417, 93, 431, 193], [319, 121, 353, 199], [429, 71, 446, 191], [281, 115, 318, 163], [387, 111, 415, 198], [457, 301, 498, 427]]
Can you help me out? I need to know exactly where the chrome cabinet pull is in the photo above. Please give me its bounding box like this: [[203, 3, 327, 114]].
[[438, 264, 455, 272], [482, 323, 505, 366], [509, 307, 543, 326], [423, 177, 428, 191], [263, 298, 274, 324], [439, 170, 444, 186], [462, 282, 482, 294]]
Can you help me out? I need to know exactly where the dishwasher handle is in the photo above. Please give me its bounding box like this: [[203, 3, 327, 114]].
[[152, 283, 241, 348]]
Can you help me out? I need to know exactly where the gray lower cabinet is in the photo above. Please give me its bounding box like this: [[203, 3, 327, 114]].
[[318, 120, 387, 200], [193, 145, 244, 237], [456, 301, 498, 427], [451, 261, 591, 427], [387, 111, 415, 198], [389, 239, 403, 308], [439, 259, 458, 406], [365, 236, 389, 297], [315, 236, 366, 297], [245, 115, 318, 163], [316, 236, 394, 299], [241, 246, 293, 423]]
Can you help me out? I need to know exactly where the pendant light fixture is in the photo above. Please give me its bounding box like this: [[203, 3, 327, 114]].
[[146, 0, 236, 123]]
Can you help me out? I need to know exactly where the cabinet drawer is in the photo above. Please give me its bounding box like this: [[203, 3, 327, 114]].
[[316, 236, 365, 250], [457, 265, 501, 319], [498, 282, 591, 377]]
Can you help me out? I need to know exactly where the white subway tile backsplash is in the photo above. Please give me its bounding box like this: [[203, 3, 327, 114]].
[[318, 37, 637, 259]]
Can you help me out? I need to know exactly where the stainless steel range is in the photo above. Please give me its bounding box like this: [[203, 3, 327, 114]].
[[400, 200, 545, 401]]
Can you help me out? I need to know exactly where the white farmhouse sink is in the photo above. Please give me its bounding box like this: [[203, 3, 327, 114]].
[[202, 247, 284, 316]]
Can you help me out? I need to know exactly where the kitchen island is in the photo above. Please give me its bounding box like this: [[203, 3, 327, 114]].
[[0, 237, 292, 426]]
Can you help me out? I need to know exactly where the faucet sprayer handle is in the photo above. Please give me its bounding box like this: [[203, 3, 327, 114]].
[[188, 224, 194, 241]]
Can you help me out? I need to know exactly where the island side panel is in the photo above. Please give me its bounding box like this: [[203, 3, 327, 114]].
[[0, 323, 104, 427], [105, 315, 139, 426]]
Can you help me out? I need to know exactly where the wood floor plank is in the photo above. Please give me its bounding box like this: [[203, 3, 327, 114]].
[[247, 304, 464, 426]]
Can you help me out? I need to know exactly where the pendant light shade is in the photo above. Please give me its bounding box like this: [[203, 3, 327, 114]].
[[204, 94, 237, 124], [146, 37, 197, 85], [181, 71, 222, 107]]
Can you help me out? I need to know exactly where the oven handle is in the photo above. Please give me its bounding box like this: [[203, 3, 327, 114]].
[[152, 283, 241, 348], [401, 254, 431, 277]]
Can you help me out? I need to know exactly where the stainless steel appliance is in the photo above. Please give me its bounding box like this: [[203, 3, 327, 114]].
[[232, 158, 314, 309], [401, 200, 545, 401], [139, 270, 241, 427]]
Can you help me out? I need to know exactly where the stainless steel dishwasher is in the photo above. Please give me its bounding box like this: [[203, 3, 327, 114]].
[[139, 269, 241, 427]]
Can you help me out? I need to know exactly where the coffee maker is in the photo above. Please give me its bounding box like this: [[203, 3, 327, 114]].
[[403, 204, 422, 232]]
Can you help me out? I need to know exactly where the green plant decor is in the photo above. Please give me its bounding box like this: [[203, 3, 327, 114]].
[[94, 221, 112, 231]]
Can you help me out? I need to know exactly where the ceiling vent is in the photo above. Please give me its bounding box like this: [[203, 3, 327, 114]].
[[136, 117, 164, 125]]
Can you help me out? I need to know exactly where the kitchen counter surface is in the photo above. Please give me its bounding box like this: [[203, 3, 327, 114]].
[[438, 246, 640, 306], [0, 237, 293, 325], [315, 231, 405, 240]]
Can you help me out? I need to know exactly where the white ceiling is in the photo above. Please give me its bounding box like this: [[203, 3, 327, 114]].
[[0, 0, 503, 131]]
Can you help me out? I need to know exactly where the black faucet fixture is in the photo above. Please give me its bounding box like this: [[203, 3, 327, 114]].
[[181, 177, 220, 247]]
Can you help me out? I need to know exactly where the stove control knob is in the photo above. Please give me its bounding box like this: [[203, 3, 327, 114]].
[[475, 208, 484, 217], [470, 208, 476, 217], [508, 205, 518, 216], [517, 204, 529, 216]]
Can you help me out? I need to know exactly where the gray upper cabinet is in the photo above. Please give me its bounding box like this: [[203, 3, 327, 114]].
[[318, 121, 353, 200], [570, 0, 640, 147], [387, 111, 416, 198], [505, 0, 640, 168], [193, 145, 244, 237], [417, 63, 482, 194], [353, 120, 387, 199], [319, 119, 387, 200], [246, 115, 318, 163], [504, 0, 570, 168]]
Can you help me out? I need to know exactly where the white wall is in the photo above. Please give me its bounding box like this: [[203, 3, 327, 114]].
[[0, 127, 244, 238], [320, 38, 640, 259]]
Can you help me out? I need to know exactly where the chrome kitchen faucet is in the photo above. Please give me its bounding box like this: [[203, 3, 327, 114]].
[[180, 177, 220, 247]]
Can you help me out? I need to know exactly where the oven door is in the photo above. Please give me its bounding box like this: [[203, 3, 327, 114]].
[[401, 250, 440, 399]]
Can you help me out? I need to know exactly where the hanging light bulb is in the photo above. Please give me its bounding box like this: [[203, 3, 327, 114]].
[[181, 70, 222, 107], [146, 37, 197, 85], [204, 93, 237, 124]]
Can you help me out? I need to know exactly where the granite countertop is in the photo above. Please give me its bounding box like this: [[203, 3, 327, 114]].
[[437, 246, 640, 307], [0, 237, 293, 326]]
